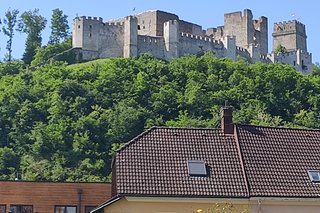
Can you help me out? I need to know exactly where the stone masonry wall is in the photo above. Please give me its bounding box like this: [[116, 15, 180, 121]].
[[137, 35, 165, 58], [179, 20, 204, 36], [99, 23, 124, 58], [178, 33, 224, 57]]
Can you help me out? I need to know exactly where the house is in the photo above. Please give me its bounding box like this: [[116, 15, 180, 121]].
[[92, 107, 320, 213], [0, 181, 111, 213]]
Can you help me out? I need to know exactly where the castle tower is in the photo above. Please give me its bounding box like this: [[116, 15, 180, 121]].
[[124, 16, 138, 58], [248, 43, 261, 63], [223, 9, 268, 55], [223, 36, 236, 61], [72, 17, 84, 48], [272, 20, 307, 52], [164, 20, 179, 59], [254, 16, 268, 55], [72, 16, 103, 52]]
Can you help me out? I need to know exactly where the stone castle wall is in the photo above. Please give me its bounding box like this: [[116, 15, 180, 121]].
[[137, 35, 165, 58], [72, 9, 312, 73], [179, 33, 224, 57], [73, 16, 125, 58]]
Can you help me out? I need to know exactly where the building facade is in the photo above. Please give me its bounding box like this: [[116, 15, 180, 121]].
[[72, 9, 312, 73], [0, 181, 111, 213]]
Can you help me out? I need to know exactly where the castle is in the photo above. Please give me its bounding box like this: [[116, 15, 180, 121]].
[[72, 9, 312, 73]]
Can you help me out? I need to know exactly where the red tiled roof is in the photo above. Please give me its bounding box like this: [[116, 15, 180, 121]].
[[113, 125, 320, 198], [114, 127, 248, 197], [237, 124, 320, 197]]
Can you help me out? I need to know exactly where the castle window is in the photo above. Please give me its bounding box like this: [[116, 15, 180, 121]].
[[89, 25, 92, 30], [293, 60, 296, 66], [78, 25, 80, 29], [143, 26, 145, 29], [89, 33, 92, 37], [137, 25, 141, 30]]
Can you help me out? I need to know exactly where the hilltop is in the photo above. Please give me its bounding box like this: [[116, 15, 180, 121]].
[[0, 53, 320, 181]]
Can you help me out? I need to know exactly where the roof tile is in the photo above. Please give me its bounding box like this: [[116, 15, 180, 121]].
[[237, 125, 320, 197], [115, 127, 248, 197]]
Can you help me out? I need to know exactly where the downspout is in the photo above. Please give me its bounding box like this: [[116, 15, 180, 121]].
[[77, 189, 83, 213], [258, 199, 261, 213]]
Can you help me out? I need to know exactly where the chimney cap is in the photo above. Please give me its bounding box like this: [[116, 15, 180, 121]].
[[220, 106, 233, 116]]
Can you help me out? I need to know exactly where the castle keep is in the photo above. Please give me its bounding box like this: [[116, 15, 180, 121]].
[[72, 9, 312, 73]]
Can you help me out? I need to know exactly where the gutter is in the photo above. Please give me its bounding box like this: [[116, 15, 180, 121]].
[[250, 197, 320, 203], [125, 196, 250, 203], [90, 195, 122, 213]]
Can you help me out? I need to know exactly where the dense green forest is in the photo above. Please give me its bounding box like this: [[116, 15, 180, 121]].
[[1, 8, 320, 182], [1, 53, 320, 181]]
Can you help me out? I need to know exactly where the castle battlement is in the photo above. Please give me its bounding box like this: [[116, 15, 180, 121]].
[[139, 35, 163, 44], [298, 49, 311, 55], [180, 32, 222, 45], [260, 54, 268, 60], [274, 51, 297, 56], [105, 21, 124, 26], [164, 20, 178, 26], [125, 15, 136, 21], [273, 20, 306, 33], [275, 20, 305, 27], [236, 46, 247, 52], [72, 9, 312, 74], [79, 16, 103, 22]]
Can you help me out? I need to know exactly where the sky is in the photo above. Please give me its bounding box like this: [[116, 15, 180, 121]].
[[0, 0, 319, 63]]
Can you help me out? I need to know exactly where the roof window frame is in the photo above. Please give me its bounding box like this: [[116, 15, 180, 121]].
[[308, 170, 320, 183], [187, 160, 207, 177]]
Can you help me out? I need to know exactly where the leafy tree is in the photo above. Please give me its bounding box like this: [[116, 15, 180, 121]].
[[49, 8, 69, 44], [2, 8, 19, 61], [312, 63, 320, 75], [0, 17, 2, 39], [293, 109, 320, 128], [0, 53, 320, 181], [196, 202, 248, 213], [31, 37, 73, 66], [0, 60, 24, 75], [18, 9, 47, 64], [274, 44, 288, 54], [0, 147, 20, 180]]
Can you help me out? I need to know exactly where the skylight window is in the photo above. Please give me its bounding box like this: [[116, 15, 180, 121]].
[[187, 160, 207, 177], [308, 170, 320, 182]]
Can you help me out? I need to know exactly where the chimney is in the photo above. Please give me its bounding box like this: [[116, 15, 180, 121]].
[[221, 106, 234, 134]]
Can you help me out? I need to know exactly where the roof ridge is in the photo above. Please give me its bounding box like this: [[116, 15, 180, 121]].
[[155, 126, 222, 130], [234, 125, 250, 196], [237, 124, 320, 132]]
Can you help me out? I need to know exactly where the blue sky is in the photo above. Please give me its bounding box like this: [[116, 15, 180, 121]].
[[0, 0, 319, 63]]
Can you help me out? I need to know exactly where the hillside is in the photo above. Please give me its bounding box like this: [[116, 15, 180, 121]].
[[0, 53, 320, 181]]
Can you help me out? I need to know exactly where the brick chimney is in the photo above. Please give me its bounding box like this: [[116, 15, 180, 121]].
[[221, 106, 234, 134]]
